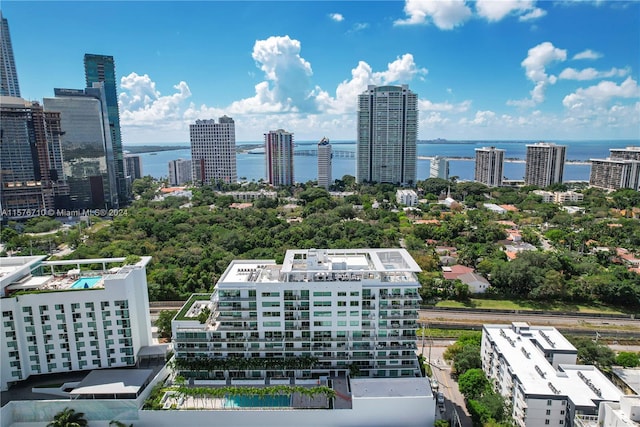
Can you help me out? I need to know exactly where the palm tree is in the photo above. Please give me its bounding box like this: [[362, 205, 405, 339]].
[[109, 421, 133, 427], [48, 408, 88, 427]]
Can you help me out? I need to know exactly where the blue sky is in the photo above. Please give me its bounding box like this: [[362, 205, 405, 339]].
[[3, 1, 639, 143]]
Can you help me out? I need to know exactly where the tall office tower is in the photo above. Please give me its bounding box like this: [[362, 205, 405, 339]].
[[173, 248, 422, 380], [317, 137, 332, 189], [124, 155, 143, 181], [0, 97, 68, 218], [357, 85, 418, 186], [524, 142, 566, 187], [0, 255, 153, 391], [44, 85, 119, 210], [0, 13, 20, 97], [474, 147, 505, 187], [168, 158, 193, 186], [84, 54, 128, 203], [265, 129, 294, 186], [429, 156, 449, 180], [190, 116, 237, 185]]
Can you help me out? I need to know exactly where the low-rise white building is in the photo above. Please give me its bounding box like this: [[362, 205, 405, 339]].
[[0, 255, 153, 391], [482, 322, 623, 427], [396, 189, 418, 207]]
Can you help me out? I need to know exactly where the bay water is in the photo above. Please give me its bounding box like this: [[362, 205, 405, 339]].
[[134, 140, 639, 184]]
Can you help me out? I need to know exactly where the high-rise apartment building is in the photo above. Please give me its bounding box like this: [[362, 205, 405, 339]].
[[524, 142, 566, 187], [589, 146, 640, 191], [429, 156, 449, 180], [475, 147, 505, 187], [317, 137, 332, 189], [124, 155, 143, 181], [84, 54, 129, 204], [44, 85, 119, 210], [0, 97, 68, 218], [265, 129, 294, 186], [0, 12, 20, 97], [168, 158, 193, 186], [173, 248, 422, 381], [357, 85, 418, 186], [190, 116, 237, 185], [1, 255, 153, 391]]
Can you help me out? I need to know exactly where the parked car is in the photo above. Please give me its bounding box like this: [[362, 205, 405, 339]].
[[431, 379, 439, 391], [436, 392, 445, 405]]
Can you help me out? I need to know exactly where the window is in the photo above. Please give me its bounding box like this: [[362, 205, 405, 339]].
[[314, 301, 332, 307], [337, 292, 346, 297], [337, 301, 346, 307], [350, 291, 359, 297], [545, 421, 549, 425], [313, 291, 331, 297], [261, 292, 280, 297], [350, 311, 359, 316], [337, 321, 347, 327], [559, 421, 563, 425], [546, 410, 551, 415], [262, 302, 280, 307], [547, 400, 552, 406], [313, 311, 331, 317], [350, 301, 359, 306], [560, 410, 565, 415]]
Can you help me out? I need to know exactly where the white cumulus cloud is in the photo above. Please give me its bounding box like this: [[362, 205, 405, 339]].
[[508, 41, 566, 106], [394, 0, 472, 30], [476, 0, 545, 22], [228, 35, 315, 114], [119, 72, 191, 127], [562, 77, 640, 110], [572, 49, 602, 60], [319, 54, 428, 114], [329, 13, 344, 22], [558, 67, 630, 81]]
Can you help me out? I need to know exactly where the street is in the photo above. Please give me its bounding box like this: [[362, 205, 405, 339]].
[[419, 341, 473, 427]]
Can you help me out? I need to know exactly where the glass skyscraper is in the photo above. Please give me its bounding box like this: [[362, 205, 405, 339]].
[[0, 12, 21, 97], [357, 85, 418, 186], [44, 85, 118, 210], [84, 54, 129, 204]]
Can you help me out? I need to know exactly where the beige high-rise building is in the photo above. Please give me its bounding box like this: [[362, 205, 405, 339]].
[[265, 129, 294, 186], [190, 116, 237, 185], [357, 85, 417, 186], [474, 147, 504, 187], [589, 146, 640, 191], [524, 142, 566, 187]]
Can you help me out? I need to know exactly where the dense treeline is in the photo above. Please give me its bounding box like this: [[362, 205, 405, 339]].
[[2, 176, 639, 308]]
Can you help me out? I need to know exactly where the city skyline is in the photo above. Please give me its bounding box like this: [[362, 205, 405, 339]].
[[2, 1, 639, 143]]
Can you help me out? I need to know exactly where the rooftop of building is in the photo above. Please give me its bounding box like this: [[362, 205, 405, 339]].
[[484, 323, 622, 409], [217, 248, 421, 285], [0, 256, 151, 297], [70, 369, 153, 398]]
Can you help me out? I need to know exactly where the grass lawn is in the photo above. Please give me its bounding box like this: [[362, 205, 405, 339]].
[[435, 298, 628, 315]]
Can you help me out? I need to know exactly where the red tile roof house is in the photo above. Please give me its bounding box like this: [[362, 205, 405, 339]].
[[441, 265, 474, 280]]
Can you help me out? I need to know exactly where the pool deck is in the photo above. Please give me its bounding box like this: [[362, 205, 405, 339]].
[[163, 381, 347, 410]]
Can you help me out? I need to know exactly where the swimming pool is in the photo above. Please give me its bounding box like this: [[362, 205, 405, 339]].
[[71, 277, 102, 289], [224, 395, 290, 408]]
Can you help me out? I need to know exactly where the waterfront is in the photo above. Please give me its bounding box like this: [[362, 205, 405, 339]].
[[133, 140, 639, 184]]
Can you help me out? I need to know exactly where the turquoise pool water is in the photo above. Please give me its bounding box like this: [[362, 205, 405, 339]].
[[224, 395, 290, 408], [71, 277, 102, 289]]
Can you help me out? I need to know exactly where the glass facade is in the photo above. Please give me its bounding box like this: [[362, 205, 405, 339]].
[[44, 86, 118, 209], [84, 54, 128, 204]]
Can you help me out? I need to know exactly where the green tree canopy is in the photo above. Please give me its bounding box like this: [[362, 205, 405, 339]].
[[47, 408, 88, 427]]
